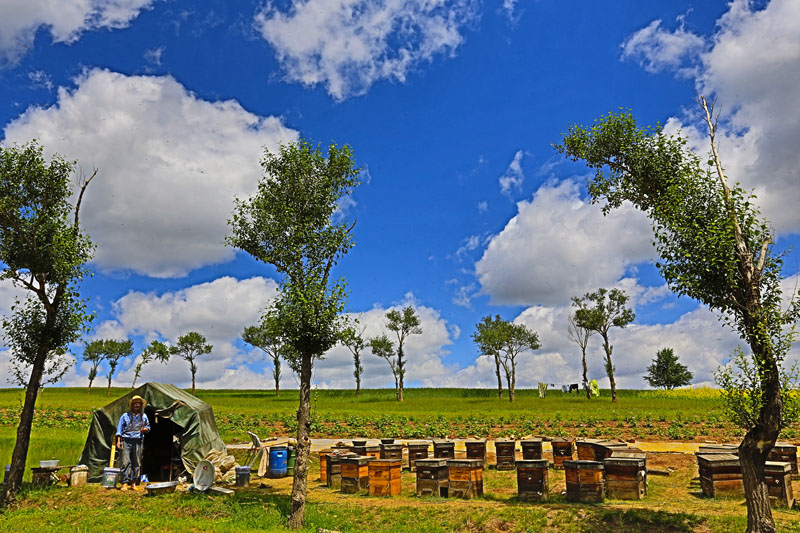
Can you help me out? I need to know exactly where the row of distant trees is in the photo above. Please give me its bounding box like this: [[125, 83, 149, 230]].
[[244, 285, 691, 405], [81, 332, 212, 395]]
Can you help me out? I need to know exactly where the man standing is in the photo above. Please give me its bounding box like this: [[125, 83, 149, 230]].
[[116, 395, 150, 491]]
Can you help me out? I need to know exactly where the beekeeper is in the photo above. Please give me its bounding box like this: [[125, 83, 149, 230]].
[[115, 395, 150, 491]]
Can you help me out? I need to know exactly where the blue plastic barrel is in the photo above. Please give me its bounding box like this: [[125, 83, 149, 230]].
[[269, 446, 288, 478]]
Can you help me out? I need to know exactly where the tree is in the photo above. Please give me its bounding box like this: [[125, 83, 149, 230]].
[[473, 315, 503, 398], [378, 305, 422, 402], [567, 314, 595, 399], [340, 320, 366, 397], [227, 140, 360, 529], [170, 332, 212, 395], [242, 320, 284, 397], [100, 339, 134, 396], [555, 98, 800, 532], [0, 142, 95, 506], [131, 340, 170, 389], [82, 340, 106, 394], [369, 334, 398, 396], [645, 348, 693, 390], [472, 315, 541, 403], [571, 288, 634, 403]]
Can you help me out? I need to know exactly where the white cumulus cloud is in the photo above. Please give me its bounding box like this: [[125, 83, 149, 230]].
[[475, 179, 655, 306], [3, 69, 298, 278], [0, 0, 159, 66], [620, 17, 705, 76], [253, 0, 478, 100], [623, 0, 800, 235]]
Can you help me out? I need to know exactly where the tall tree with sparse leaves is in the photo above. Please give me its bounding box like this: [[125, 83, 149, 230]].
[[242, 319, 284, 397], [472, 315, 540, 403], [376, 306, 421, 402], [340, 320, 366, 397], [555, 98, 800, 532], [645, 348, 693, 390], [567, 313, 595, 399], [100, 338, 133, 396], [170, 331, 212, 395], [227, 140, 360, 529], [131, 340, 170, 389], [571, 288, 634, 403], [82, 340, 105, 394], [0, 141, 95, 506]]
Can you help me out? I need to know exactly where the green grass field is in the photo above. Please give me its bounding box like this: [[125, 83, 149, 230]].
[[1, 387, 799, 532]]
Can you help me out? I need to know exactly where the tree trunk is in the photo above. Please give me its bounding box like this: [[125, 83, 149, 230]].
[[601, 334, 617, 402], [355, 372, 360, 398], [505, 372, 513, 403], [287, 353, 313, 529], [191, 371, 196, 395], [398, 370, 404, 403], [494, 354, 503, 399], [510, 358, 516, 403], [107, 373, 112, 396], [2, 353, 46, 506], [581, 348, 591, 399], [394, 375, 400, 402], [739, 338, 781, 532], [273, 356, 281, 398], [87, 378, 93, 394]]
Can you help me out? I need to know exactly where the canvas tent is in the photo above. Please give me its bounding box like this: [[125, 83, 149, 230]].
[[79, 382, 226, 482]]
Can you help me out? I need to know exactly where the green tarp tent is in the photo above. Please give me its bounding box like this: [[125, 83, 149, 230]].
[[79, 382, 226, 482]]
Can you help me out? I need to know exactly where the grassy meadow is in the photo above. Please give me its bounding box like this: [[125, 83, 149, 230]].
[[1, 386, 798, 477], [1, 387, 800, 532]]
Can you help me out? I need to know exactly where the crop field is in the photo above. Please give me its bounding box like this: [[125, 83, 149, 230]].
[[1, 387, 799, 532]]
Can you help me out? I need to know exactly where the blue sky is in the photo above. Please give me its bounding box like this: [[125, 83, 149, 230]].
[[0, 0, 798, 391]]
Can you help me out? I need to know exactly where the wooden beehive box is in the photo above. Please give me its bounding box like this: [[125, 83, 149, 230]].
[[516, 459, 549, 502], [768, 442, 798, 478], [576, 439, 603, 460], [433, 440, 455, 459], [564, 460, 604, 503], [604, 457, 647, 500], [447, 459, 484, 499], [696, 453, 743, 498], [495, 440, 516, 470], [319, 449, 333, 483], [351, 445, 381, 459], [415, 458, 449, 497], [551, 438, 575, 469], [369, 459, 402, 496], [326, 453, 345, 490], [764, 461, 794, 508], [465, 440, 487, 463], [593, 440, 629, 461], [697, 444, 739, 456], [520, 439, 543, 460], [340, 455, 374, 494], [380, 443, 403, 461], [408, 441, 430, 471]]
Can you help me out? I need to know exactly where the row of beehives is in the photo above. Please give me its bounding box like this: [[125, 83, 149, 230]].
[[318, 438, 650, 502], [695, 442, 798, 508]]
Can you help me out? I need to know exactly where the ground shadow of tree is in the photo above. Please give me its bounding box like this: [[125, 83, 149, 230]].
[[583, 508, 705, 533]]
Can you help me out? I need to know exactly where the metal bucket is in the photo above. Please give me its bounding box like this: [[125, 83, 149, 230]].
[[269, 446, 288, 478], [69, 465, 88, 487], [235, 465, 251, 487], [101, 467, 121, 488]]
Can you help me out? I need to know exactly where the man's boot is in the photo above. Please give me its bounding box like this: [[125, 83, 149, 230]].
[[120, 483, 130, 491]]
